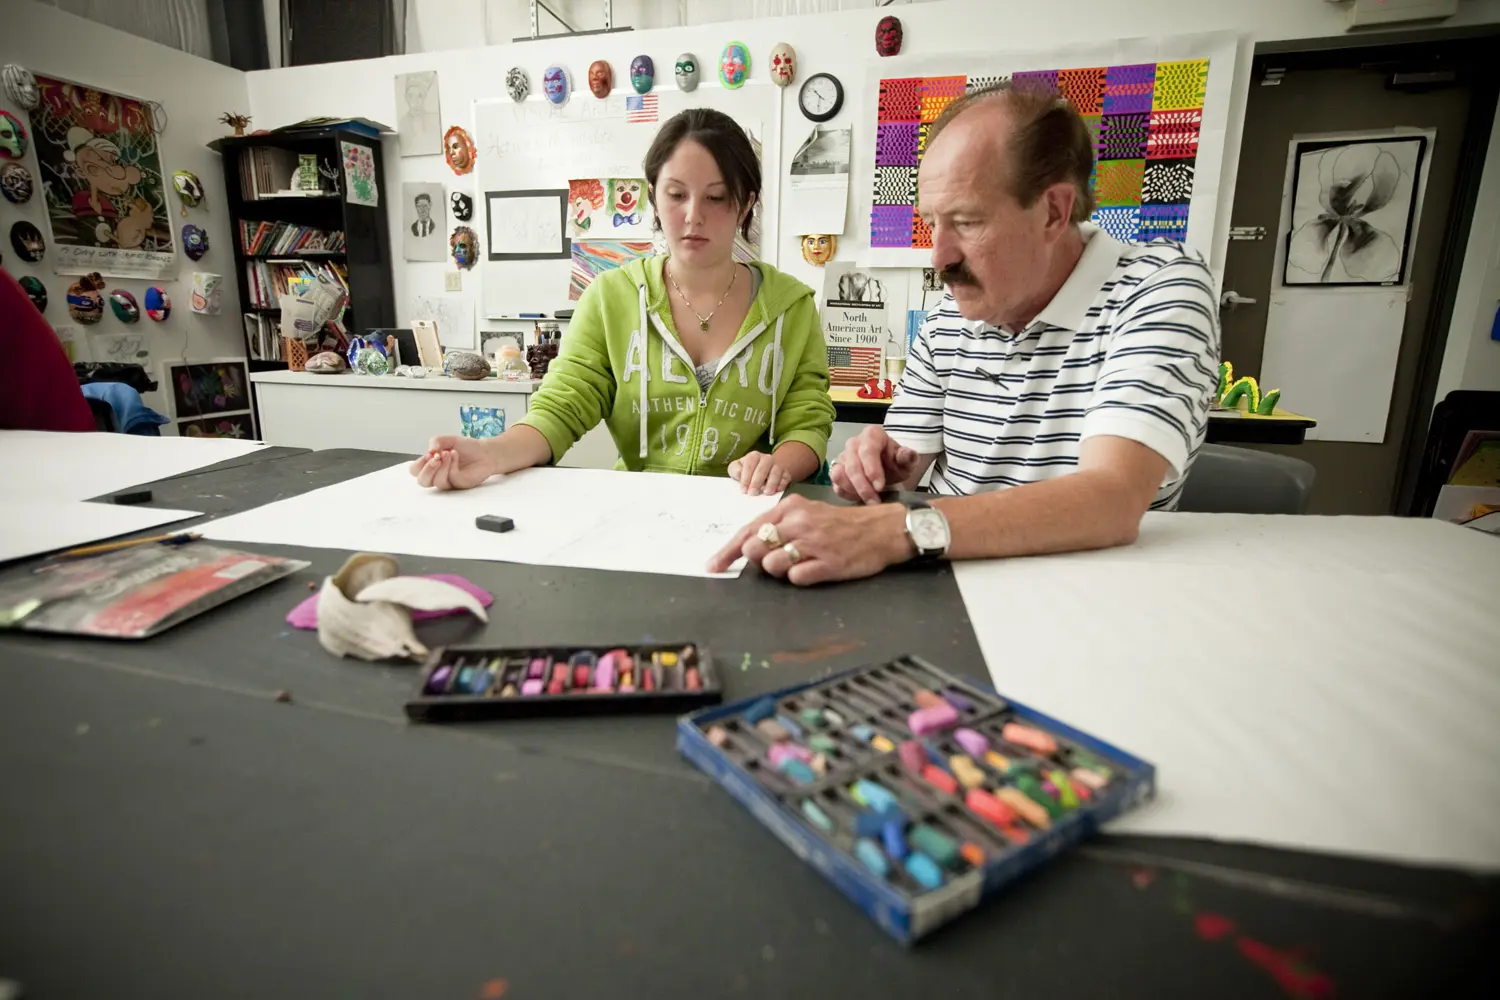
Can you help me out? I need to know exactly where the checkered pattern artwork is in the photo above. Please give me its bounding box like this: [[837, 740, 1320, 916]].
[[871, 58, 1208, 250]]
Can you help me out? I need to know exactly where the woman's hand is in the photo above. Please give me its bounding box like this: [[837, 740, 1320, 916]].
[[727, 450, 793, 496], [409, 435, 501, 491]]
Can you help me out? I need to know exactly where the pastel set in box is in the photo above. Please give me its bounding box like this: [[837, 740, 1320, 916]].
[[406, 642, 719, 722], [677, 655, 1155, 943]]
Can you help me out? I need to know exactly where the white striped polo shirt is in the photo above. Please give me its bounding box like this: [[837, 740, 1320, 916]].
[[886, 224, 1220, 509]]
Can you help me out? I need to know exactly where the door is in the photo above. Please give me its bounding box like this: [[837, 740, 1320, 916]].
[[1218, 43, 1478, 515]]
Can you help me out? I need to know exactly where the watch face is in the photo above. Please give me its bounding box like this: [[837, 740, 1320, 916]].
[[909, 508, 949, 553]]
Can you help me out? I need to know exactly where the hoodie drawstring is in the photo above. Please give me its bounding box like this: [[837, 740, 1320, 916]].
[[636, 282, 649, 459], [769, 314, 783, 448]]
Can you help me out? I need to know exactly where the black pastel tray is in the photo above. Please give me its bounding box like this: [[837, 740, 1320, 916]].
[[404, 642, 719, 722]]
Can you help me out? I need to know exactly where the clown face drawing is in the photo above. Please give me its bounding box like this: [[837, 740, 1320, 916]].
[[608, 178, 643, 229]]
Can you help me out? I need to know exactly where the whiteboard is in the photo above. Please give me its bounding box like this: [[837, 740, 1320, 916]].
[[473, 85, 782, 319]]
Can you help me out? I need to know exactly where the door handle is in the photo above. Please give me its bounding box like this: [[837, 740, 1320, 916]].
[[1220, 290, 1258, 310]]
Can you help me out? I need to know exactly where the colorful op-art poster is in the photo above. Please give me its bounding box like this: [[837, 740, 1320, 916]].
[[341, 141, 379, 207], [570, 240, 655, 300], [567, 177, 649, 239], [30, 75, 176, 279], [867, 49, 1225, 267]]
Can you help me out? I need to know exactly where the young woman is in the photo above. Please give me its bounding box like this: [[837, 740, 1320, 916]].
[[410, 108, 835, 496]]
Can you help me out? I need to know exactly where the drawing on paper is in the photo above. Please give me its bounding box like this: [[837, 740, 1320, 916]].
[[166, 360, 251, 419], [395, 71, 442, 158], [570, 240, 656, 300], [341, 141, 378, 207], [402, 181, 446, 261], [1284, 136, 1426, 286], [178, 413, 255, 439], [871, 60, 1209, 252], [567, 177, 649, 239]]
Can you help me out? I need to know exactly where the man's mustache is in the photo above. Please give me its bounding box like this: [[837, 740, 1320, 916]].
[[939, 263, 979, 289]]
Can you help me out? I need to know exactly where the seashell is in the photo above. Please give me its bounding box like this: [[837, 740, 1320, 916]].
[[445, 351, 490, 380], [306, 351, 347, 374], [317, 552, 488, 662]]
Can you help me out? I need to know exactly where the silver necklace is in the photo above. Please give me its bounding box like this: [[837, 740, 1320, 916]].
[[668, 261, 739, 332]]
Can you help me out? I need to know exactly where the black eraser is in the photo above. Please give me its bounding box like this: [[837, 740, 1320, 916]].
[[113, 490, 153, 505], [476, 515, 514, 534]]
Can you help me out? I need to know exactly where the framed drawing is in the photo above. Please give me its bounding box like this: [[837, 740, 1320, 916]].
[[164, 359, 252, 420], [1284, 135, 1427, 287], [485, 189, 570, 261]]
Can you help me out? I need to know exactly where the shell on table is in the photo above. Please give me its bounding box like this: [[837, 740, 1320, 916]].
[[306, 351, 347, 374], [445, 351, 491, 380]]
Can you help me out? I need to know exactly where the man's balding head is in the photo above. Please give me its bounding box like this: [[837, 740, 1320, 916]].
[[915, 84, 1097, 328]]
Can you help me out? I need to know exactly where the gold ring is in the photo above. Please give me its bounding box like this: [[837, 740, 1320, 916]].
[[757, 522, 782, 548], [783, 541, 803, 565]]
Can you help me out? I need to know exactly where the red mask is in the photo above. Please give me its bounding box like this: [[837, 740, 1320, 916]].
[[876, 15, 903, 57]]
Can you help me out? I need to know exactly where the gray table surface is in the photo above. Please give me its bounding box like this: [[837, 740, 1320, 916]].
[[1, 448, 1492, 999]]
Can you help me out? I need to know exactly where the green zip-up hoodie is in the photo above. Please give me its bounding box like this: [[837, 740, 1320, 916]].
[[518, 255, 835, 476]]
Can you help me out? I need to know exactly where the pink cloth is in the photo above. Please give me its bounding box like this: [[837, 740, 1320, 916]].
[[285, 573, 494, 629]]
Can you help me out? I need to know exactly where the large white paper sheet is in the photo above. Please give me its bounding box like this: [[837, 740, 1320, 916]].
[[0, 432, 269, 503], [954, 513, 1500, 870], [197, 464, 779, 579], [0, 502, 200, 562]]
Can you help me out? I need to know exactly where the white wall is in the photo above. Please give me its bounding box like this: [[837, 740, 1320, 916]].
[[1435, 97, 1500, 401], [246, 0, 1500, 364], [2, 0, 252, 424]]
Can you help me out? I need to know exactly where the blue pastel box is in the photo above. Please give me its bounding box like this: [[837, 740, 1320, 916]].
[[676, 655, 1155, 943]]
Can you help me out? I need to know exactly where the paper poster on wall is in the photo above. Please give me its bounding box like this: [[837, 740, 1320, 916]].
[[863, 36, 1236, 269], [787, 126, 851, 236], [486, 189, 569, 261], [734, 133, 764, 263], [569, 240, 655, 300], [394, 70, 442, 158], [54, 325, 92, 363], [91, 331, 151, 368], [821, 263, 887, 387], [402, 182, 447, 261], [340, 141, 378, 207], [567, 178, 649, 239], [178, 413, 256, 439], [30, 75, 177, 279], [410, 294, 476, 350], [1283, 136, 1427, 286]]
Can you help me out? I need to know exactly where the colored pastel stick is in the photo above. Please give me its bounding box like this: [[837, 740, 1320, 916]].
[[743, 697, 777, 724], [855, 838, 890, 877], [904, 852, 944, 890], [909, 703, 958, 735]]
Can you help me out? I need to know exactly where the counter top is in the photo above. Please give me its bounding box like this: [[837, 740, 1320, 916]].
[[250, 370, 539, 393]]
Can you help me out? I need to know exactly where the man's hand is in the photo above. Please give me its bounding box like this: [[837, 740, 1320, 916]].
[[409, 435, 501, 491], [831, 426, 923, 505], [707, 495, 911, 585]]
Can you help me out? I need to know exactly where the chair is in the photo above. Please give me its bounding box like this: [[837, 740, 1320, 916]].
[[85, 395, 118, 432], [1405, 390, 1500, 517], [1177, 444, 1316, 514]]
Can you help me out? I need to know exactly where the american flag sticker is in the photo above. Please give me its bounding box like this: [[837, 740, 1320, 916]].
[[827, 345, 882, 387], [626, 94, 659, 123]]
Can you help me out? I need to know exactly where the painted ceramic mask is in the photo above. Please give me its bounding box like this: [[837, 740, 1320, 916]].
[[876, 15, 903, 57], [450, 226, 478, 269], [588, 60, 613, 98], [674, 53, 699, 92], [109, 289, 140, 323], [191, 272, 222, 314], [0, 111, 26, 160], [543, 65, 570, 106], [505, 67, 529, 103], [0, 162, 31, 203], [1, 64, 39, 110], [173, 170, 204, 213], [19, 275, 46, 313], [719, 42, 749, 90], [444, 126, 476, 175], [629, 55, 654, 95], [450, 191, 473, 221], [608, 179, 643, 227], [182, 224, 209, 261], [67, 273, 106, 324], [10, 220, 44, 262], [145, 285, 171, 321], [769, 43, 796, 87], [800, 234, 838, 266]]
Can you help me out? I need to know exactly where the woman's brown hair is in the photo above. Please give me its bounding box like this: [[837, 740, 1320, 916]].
[[643, 108, 761, 240]]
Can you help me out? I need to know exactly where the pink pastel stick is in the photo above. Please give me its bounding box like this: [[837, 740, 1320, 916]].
[[520, 678, 544, 696], [908, 702, 959, 736]]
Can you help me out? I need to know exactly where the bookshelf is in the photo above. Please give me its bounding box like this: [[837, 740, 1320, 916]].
[[209, 128, 395, 374]]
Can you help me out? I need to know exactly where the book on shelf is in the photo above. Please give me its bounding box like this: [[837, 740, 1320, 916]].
[[237, 147, 335, 200], [238, 220, 346, 256], [244, 313, 283, 361], [243, 259, 349, 309]]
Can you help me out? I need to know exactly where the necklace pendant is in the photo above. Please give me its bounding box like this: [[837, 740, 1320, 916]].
[[700, 319, 710, 331]]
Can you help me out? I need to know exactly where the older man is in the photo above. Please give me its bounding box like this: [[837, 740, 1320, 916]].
[[711, 84, 1219, 584]]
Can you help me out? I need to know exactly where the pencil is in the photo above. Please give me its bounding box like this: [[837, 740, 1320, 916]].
[[57, 532, 202, 560]]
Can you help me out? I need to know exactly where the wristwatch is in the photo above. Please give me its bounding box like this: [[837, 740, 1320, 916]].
[[903, 500, 950, 562]]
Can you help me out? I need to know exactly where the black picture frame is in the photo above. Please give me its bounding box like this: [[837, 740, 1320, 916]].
[[484, 189, 571, 261], [1283, 135, 1428, 287]]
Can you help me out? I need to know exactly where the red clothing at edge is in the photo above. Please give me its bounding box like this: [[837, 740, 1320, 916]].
[[0, 267, 95, 432]]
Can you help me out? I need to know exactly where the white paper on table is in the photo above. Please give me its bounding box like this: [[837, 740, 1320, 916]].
[[0, 502, 201, 562], [197, 464, 779, 579], [954, 513, 1500, 870], [0, 432, 269, 503]]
